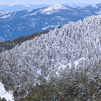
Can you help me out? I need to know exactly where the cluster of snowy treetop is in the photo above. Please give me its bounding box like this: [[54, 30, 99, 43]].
[[0, 30, 50, 53], [0, 15, 101, 93]]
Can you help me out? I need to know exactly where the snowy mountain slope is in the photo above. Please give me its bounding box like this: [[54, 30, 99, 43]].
[[0, 82, 13, 101], [1, 15, 101, 97], [0, 4, 82, 41], [41, 4, 72, 14], [0, 3, 101, 42], [77, 3, 101, 15]]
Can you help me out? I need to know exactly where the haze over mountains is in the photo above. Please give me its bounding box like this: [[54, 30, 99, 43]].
[[0, 3, 90, 12], [0, 4, 49, 12], [0, 3, 101, 42]]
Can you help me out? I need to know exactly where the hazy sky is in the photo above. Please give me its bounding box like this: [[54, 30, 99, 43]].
[[0, 0, 101, 5]]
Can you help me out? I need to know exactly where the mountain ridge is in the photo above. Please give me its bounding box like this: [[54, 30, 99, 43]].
[[0, 4, 49, 12], [1, 3, 101, 42], [0, 3, 91, 12]]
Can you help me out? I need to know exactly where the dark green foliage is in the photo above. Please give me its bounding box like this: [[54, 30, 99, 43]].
[[13, 88, 20, 100], [0, 30, 50, 53], [0, 26, 62, 53], [19, 89, 26, 98], [15, 65, 101, 101], [0, 97, 6, 101], [1, 76, 14, 91]]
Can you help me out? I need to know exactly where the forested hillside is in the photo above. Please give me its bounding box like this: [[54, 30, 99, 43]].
[[0, 30, 50, 53], [1, 15, 101, 100]]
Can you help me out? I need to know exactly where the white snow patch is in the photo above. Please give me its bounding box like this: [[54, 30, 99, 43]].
[[0, 82, 14, 101], [56, 58, 85, 76], [56, 71, 59, 75], [0, 14, 10, 18], [42, 25, 54, 30], [27, 9, 33, 12], [92, 4, 98, 8], [79, 5, 89, 9], [56, 16, 66, 21], [0, 36, 4, 42], [37, 69, 41, 75], [41, 4, 70, 14], [29, 23, 35, 28], [30, 9, 42, 15], [74, 58, 85, 67], [21, 9, 42, 18], [0, 11, 8, 15], [86, 10, 90, 12], [95, 10, 101, 14], [8, 3, 17, 7], [58, 64, 67, 70]]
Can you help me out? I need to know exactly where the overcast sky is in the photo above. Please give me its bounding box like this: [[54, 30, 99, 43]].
[[0, 0, 101, 5]]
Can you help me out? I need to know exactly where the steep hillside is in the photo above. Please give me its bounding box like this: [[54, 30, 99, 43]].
[[0, 30, 50, 53], [1, 3, 101, 42], [1, 15, 101, 100]]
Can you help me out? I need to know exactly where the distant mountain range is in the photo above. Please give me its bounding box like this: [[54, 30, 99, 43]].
[[0, 3, 91, 12], [65, 3, 91, 8], [0, 4, 49, 12], [0, 3, 101, 42]]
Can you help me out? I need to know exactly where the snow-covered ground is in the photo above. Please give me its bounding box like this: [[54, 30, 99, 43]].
[[1, 14, 101, 98], [0, 82, 14, 101]]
